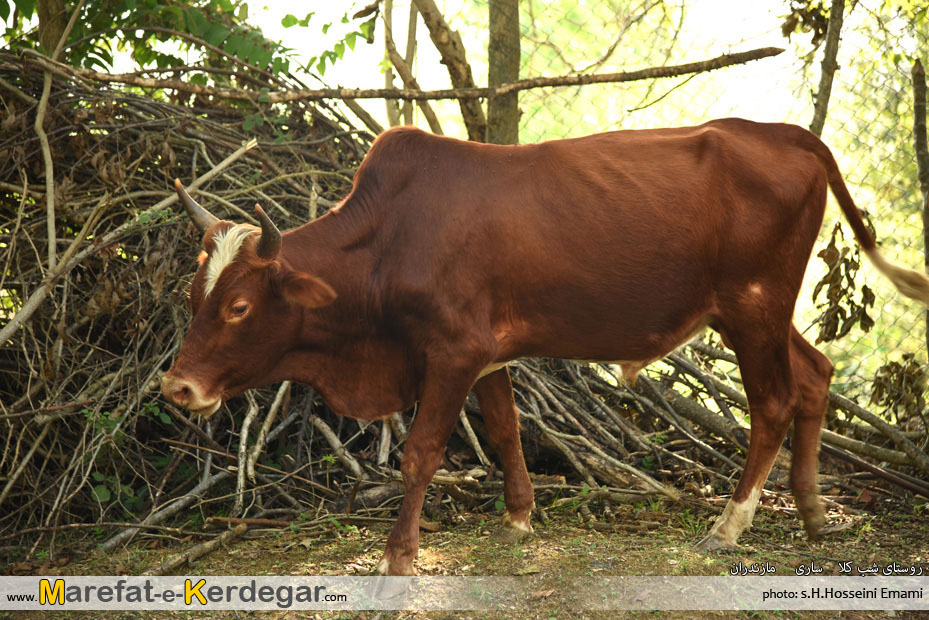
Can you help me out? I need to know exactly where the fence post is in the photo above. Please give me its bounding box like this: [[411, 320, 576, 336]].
[[911, 59, 929, 355]]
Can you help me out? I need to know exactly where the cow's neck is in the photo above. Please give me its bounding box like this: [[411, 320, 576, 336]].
[[280, 203, 378, 295], [274, 204, 416, 419]]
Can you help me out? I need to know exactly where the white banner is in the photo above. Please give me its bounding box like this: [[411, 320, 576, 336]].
[[1, 576, 926, 611]]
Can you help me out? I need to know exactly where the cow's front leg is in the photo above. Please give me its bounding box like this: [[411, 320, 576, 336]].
[[375, 362, 478, 576]]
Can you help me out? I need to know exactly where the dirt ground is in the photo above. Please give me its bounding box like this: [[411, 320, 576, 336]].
[[5, 490, 929, 620]]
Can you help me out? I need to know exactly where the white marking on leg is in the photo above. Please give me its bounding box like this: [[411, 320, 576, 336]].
[[502, 510, 533, 534], [705, 487, 762, 547]]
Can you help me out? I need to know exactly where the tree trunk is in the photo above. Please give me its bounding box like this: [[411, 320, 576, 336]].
[[487, 0, 520, 145], [37, 0, 68, 58]]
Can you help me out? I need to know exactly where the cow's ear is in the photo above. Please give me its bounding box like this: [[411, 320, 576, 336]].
[[279, 270, 337, 309]]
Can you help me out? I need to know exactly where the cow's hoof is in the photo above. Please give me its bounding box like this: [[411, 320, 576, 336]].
[[372, 554, 415, 576], [695, 534, 739, 552], [368, 575, 412, 599], [797, 496, 826, 542], [501, 512, 533, 541]]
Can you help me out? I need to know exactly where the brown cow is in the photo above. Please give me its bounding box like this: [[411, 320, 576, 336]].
[[161, 118, 929, 575]]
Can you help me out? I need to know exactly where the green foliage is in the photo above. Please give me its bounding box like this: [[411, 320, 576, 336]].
[[2, 0, 294, 77], [141, 400, 171, 425], [133, 207, 173, 229], [91, 471, 145, 513], [82, 407, 117, 434], [286, 9, 375, 77]]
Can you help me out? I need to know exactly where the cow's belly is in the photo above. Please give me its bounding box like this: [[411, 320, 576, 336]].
[[484, 322, 710, 384]]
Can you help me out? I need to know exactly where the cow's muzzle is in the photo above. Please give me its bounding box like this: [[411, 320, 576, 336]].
[[161, 373, 222, 418]]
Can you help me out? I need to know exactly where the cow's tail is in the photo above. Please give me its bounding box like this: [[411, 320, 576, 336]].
[[810, 133, 929, 306]]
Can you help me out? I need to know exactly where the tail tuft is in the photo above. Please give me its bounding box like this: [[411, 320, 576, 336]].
[[864, 248, 929, 307]]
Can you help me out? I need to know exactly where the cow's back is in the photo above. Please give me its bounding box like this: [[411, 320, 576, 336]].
[[351, 120, 828, 363]]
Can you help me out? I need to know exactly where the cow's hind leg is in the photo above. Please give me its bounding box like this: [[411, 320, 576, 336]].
[[788, 325, 833, 541], [698, 322, 800, 550], [473, 366, 535, 537]]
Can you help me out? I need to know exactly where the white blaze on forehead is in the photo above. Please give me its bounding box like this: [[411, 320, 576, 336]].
[[203, 224, 255, 297]]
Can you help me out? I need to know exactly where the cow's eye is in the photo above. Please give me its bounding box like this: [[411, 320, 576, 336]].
[[230, 302, 249, 317]]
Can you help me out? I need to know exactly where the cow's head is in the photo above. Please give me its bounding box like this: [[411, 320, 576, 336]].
[[160, 179, 336, 418]]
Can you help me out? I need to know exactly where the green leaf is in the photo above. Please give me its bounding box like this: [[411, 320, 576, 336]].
[[92, 471, 106, 482], [158, 412, 171, 424], [224, 33, 244, 57], [345, 31, 357, 50], [322, 22, 331, 34], [160, 5, 185, 29], [359, 18, 375, 42], [236, 1, 248, 21], [0, 3, 10, 22], [253, 48, 273, 70], [334, 41, 345, 59], [184, 7, 210, 38], [272, 56, 289, 75], [203, 23, 231, 47], [93, 485, 112, 503], [13, 0, 36, 20], [281, 13, 298, 28]]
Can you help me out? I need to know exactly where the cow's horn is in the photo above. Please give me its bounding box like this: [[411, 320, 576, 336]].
[[174, 179, 219, 233], [254, 204, 281, 259]]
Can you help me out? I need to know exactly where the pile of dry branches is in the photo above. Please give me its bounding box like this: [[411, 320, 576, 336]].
[[1, 50, 927, 567], [0, 50, 371, 555]]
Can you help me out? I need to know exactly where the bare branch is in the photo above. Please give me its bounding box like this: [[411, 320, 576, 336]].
[[401, 2, 418, 125], [383, 12, 444, 134], [383, 0, 402, 127], [412, 0, 487, 140], [35, 0, 87, 272], [22, 46, 785, 104], [809, 0, 845, 136], [0, 138, 257, 349]]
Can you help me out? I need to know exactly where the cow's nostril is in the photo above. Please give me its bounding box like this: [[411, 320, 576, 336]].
[[171, 385, 191, 406]]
